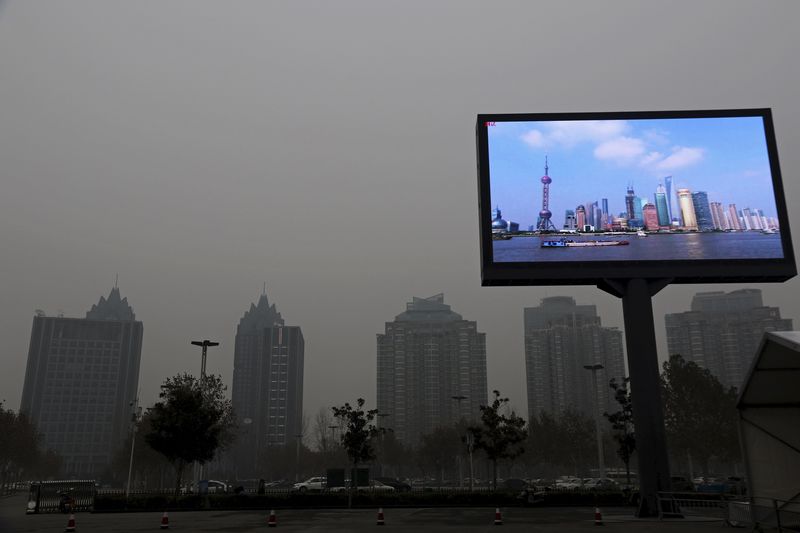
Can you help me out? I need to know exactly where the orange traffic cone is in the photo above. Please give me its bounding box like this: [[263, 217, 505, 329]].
[[594, 507, 604, 526], [160, 510, 170, 529], [494, 507, 503, 525], [377, 508, 385, 525], [64, 513, 76, 532], [267, 509, 277, 527]]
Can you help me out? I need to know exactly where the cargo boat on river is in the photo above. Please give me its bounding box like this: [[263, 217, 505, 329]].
[[541, 238, 629, 248]]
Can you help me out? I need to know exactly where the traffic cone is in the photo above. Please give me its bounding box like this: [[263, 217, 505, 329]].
[[494, 507, 503, 525], [594, 507, 604, 526], [64, 513, 76, 532], [377, 508, 385, 525], [267, 509, 277, 527], [160, 510, 170, 529]]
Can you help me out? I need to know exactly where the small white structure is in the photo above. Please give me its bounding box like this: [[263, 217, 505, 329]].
[[737, 331, 800, 514]]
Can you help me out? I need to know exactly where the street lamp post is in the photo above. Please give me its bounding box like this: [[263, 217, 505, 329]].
[[377, 413, 390, 477], [584, 363, 606, 479], [125, 397, 142, 500], [190, 339, 219, 486], [295, 433, 303, 482], [451, 395, 470, 490]]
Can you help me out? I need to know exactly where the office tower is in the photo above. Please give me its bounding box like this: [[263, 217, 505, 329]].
[[655, 184, 670, 227], [20, 287, 143, 478], [575, 205, 586, 230], [625, 186, 636, 220], [741, 208, 753, 230], [664, 176, 674, 221], [665, 289, 792, 390], [710, 202, 729, 230], [728, 204, 742, 230], [601, 198, 609, 218], [563, 209, 577, 230], [676, 188, 698, 230], [231, 292, 304, 475], [377, 294, 487, 446], [691, 191, 714, 231], [536, 158, 556, 231], [524, 297, 626, 421], [643, 203, 659, 230]]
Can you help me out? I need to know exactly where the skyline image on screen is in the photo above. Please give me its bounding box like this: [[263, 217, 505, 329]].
[[487, 115, 786, 263]]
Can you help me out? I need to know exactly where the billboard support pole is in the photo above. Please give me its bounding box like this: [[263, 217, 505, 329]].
[[598, 277, 672, 518]]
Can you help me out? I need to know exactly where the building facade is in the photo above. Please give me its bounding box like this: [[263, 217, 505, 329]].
[[20, 287, 143, 478], [665, 289, 793, 390], [524, 297, 626, 421], [376, 294, 487, 446], [231, 293, 304, 476], [691, 191, 714, 231]]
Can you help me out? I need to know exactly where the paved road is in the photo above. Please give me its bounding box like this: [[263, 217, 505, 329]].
[[0, 493, 725, 533]]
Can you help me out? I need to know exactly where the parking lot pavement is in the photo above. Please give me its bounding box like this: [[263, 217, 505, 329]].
[[0, 494, 728, 533]]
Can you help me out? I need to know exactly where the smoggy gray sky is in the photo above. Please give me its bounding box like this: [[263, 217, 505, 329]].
[[2, 1, 799, 423]]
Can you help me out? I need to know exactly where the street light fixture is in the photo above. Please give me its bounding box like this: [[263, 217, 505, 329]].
[[191, 339, 219, 486], [125, 397, 142, 500], [584, 363, 606, 479], [191, 339, 219, 378], [451, 395, 472, 491]]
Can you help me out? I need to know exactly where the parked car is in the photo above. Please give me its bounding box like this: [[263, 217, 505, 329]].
[[583, 478, 620, 491], [329, 480, 395, 493], [373, 477, 411, 492], [670, 476, 695, 492], [503, 478, 529, 491], [292, 476, 327, 492], [555, 476, 583, 490]]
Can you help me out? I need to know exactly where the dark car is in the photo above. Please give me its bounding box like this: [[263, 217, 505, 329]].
[[373, 477, 412, 492]]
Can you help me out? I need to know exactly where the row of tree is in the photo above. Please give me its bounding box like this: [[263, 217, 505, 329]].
[[0, 403, 62, 489], [1, 352, 741, 495]]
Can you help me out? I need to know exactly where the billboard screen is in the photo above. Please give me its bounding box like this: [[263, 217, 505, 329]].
[[477, 109, 795, 285]]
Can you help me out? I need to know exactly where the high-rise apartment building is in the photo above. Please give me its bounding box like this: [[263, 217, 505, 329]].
[[665, 289, 792, 390], [691, 191, 714, 231], [376, 294, 487, 446], [20, 287, 143, 478], [677, 188, 698, 230], [231, 292, 304, 474], [524, 297, 626, 421]]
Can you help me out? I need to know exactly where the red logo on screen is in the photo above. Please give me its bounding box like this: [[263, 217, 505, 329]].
[[485, 121, 496, 127]]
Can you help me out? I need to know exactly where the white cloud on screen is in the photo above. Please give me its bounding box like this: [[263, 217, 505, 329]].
[[594, 136, 646, 163], [653, 146, 705, 170], [520, 120, 704, 172], [521, 120, 628, 148]]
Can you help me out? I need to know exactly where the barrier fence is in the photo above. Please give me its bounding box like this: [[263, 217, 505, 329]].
[[26, 480, 96, 514], [658, 492, 800, 532]]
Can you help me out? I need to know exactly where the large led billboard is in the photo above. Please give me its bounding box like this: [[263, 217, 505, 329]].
[[476, 109, 796, 285]]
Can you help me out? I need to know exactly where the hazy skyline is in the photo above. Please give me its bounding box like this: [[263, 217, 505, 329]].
[[2, 1, 800, 426]]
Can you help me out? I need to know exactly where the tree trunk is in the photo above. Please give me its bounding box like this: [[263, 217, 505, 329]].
[[173, 460, 185, 501], [492, 459, 498, 490]]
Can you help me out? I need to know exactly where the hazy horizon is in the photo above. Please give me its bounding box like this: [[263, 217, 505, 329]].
[[2, 1, 800, 429]]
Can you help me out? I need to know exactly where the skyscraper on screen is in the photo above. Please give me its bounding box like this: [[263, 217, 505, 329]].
[[20, 287, 143, 478], [665, 289, 792, 389], [377, 294, 487, 446], [524, 297, 626, 421]]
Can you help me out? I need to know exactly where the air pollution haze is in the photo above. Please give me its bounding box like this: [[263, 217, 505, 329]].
[[1, 1, 800, 423]]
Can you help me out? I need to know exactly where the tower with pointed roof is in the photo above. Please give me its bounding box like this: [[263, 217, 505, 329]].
[[376, 294, 487, 446], [20, 287, 143, 478], [231, 290, 304, 477]]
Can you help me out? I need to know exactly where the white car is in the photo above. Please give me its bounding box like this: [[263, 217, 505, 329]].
[[292, 477, 327, 492], [329, 480, 395, 493], [555, 476, 583, 490]]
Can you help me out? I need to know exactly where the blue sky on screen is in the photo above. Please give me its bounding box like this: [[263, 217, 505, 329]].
[[488, 116, 778, 229]]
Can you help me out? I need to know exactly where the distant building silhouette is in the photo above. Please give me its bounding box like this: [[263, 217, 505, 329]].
[[20, 287, 143, 478], [231, 292, 304, 475], [524, 297, 626, 421], [665, 289, 793, 389], [376, 294, 487, 446]]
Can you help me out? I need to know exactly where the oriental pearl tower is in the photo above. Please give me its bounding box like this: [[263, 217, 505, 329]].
[[536, 157, 557, 231]]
